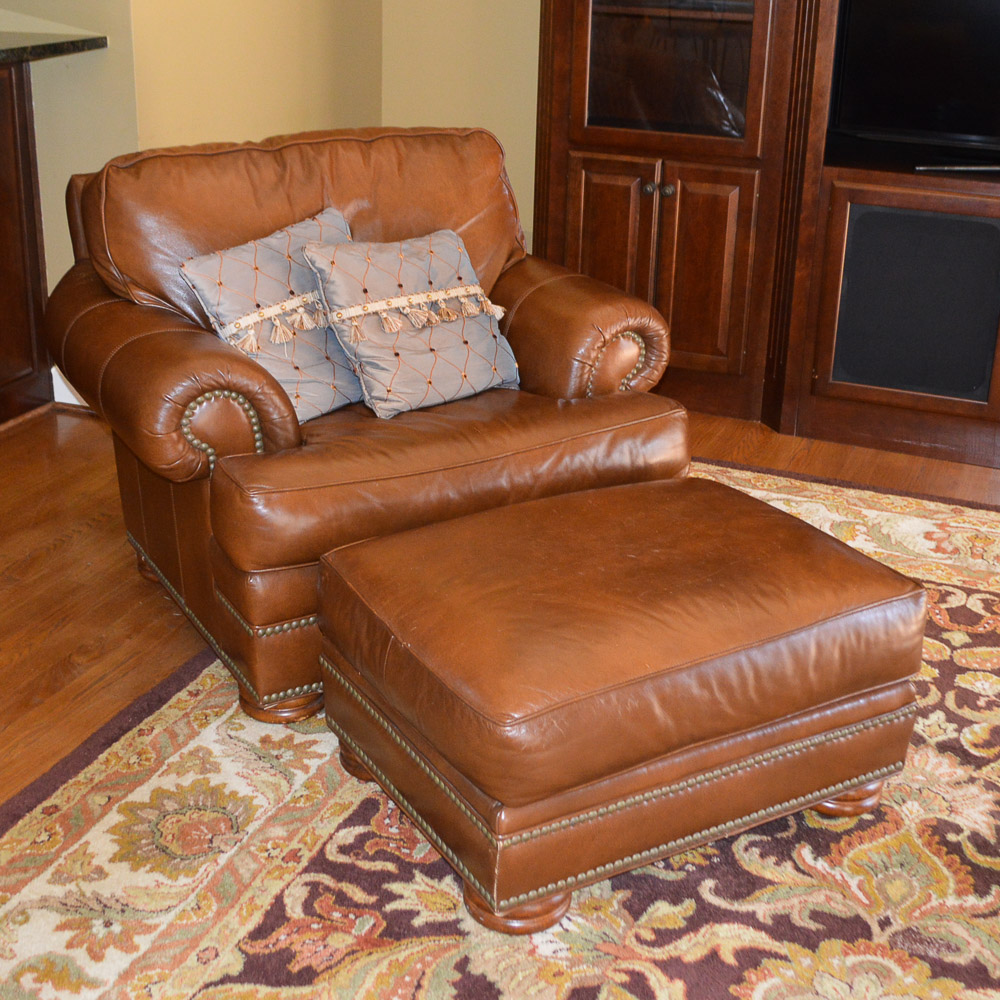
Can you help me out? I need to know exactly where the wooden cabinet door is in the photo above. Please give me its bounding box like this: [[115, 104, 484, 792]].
[[565, 152, 660, 301], [654, 162, 758, 374]]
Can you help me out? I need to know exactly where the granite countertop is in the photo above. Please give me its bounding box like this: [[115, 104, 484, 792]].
[[0, 32, 107, 65]]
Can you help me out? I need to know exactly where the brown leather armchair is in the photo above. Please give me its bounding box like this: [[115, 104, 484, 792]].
[[45, 127, 690, 722]]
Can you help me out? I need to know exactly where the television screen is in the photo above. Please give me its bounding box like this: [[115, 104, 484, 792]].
[[830, 0, 1000, 155]]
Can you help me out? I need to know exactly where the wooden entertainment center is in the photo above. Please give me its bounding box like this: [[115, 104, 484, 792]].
[[534, 0, 1000, 468]]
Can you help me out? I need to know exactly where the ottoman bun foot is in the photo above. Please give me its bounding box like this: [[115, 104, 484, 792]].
[[813, 779, 886, 817], [339, 743, 375, 782], [463, 884, 571, 935]]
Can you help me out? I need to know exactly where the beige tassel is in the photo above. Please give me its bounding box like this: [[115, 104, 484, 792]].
[[422, 307, 441, 326], [380, 311, 404, 334], [290, 306, 317, 331], [235, 328, 261, 354], [460, 296, 481, 317], [349, 315, 365, 344], [437, 300, 461, 322], [270, 318, 294, 344], [406, 307, 434, 328], [483, 298, 506, 320]]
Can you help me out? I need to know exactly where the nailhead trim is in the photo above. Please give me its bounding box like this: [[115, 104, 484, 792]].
[[506, 703, 917, 846], [128, 532, 260, 699], [180, 389, 265, 471], [129, 534, 321, 707], [320, 654, 913, 910], [326, 717, 496, 906], [216, 588, 318, 638], [503, 762, 904, 909], [586, 330, 647, 397], [321, 656, 496, 843], [263, 682, 324, 705]]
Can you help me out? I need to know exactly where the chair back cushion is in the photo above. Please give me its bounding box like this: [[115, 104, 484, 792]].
[[79, 127, 526, 324]]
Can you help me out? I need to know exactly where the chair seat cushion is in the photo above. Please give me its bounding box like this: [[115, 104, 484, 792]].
[[211, 389, 689, 571], [318, 478, 926, 805]]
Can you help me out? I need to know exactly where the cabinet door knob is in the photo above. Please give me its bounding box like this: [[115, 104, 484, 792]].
[[642, 182, 656, 195], [661, 184, 677, 197]]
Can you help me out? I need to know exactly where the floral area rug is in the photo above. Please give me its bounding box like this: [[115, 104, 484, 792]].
[[1, 463, 998, 999]]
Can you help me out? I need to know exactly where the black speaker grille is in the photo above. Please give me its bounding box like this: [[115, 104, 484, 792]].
[[832, 205, 1000, 402]]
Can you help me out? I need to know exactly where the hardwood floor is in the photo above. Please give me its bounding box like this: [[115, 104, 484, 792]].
[[688, 412, 1000, 504], [1, 403, 998, 802], [0, 406, 204, 801]]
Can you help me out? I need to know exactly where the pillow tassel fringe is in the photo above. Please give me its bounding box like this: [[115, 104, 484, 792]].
[[290, 305, 320, 331], [436, 301, 461, 322], [380, 312, 404, 334], [404, 306, 436, 329], [481, 296, 506, 320], [460, 296, 481, 317], [270, 318, 295, 344], [234, 327, 261, 354], [349, 316, 365, 344]]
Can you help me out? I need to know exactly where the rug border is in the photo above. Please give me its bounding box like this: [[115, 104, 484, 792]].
[[692, 456, 1000, 513], [0, 649, 218, 837]]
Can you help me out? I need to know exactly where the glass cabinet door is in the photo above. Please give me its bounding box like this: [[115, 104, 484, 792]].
[[572, 1, 769, 153]]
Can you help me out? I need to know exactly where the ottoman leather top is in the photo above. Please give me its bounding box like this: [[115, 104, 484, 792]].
[[318, 478, 926, 805]]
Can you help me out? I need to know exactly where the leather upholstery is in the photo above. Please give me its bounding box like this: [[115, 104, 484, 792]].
[[80, 127, 526, 323], [47, 263, 301, 482], [44, 126, 690, 719], [213, 391, 689, 572], [320, 479, 925, 804], [318, 478, 926, 925], [493, 255, 670, 397]]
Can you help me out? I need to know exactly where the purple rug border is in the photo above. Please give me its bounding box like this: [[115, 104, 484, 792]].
[[0, 648, 218, 838], [692, 456, 1000, 513]]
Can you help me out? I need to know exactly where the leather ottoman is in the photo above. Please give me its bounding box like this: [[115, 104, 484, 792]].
[[317, 478, 926, 934]]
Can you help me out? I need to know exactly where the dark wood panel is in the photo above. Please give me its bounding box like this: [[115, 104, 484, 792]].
[[793, 392, 1000, 468], [656, 162, 758, 374], [566, 151, 659, 297], [535, 0, 797, 425], [0, 62, 51, 421], [653, 361, 758, 417]]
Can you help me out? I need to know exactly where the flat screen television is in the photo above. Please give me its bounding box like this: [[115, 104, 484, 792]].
[[828, 0, 1000, 164]]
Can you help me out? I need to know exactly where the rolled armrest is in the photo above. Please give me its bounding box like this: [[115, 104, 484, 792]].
[[45, 262, 302, 482], [490, 255, 670, 399]]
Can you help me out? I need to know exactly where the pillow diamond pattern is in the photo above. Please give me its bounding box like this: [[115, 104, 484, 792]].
[[303, 230, 518, 419], [180, 207, 364, 421]]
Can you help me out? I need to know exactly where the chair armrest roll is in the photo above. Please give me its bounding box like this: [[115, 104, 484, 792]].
[[45, 262, 302, 481], [490, 255, 670, 399]]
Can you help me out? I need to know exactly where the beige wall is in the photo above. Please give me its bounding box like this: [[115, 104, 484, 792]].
[[131, 0, 382, 149], [381, 0, 541, 246]]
